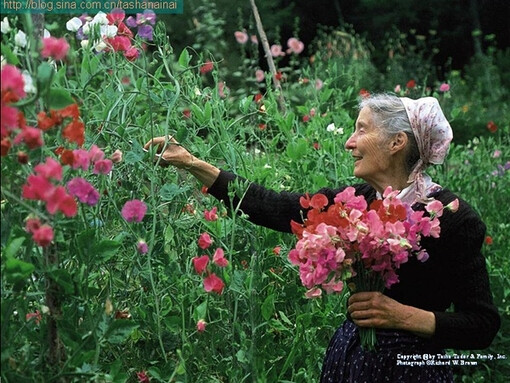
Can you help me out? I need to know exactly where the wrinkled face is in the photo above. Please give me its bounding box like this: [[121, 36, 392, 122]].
[[344, 106, 391, 184]]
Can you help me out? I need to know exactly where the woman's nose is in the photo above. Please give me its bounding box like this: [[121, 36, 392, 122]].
[[345, 134, 356, 150]]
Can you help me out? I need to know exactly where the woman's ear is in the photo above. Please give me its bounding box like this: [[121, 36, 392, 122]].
[[389, 132, 408, 154]]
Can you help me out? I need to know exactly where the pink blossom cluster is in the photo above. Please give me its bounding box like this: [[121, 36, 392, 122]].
[[193, 232, 228, 294], [289, 186, 458, 298], [70, 144, 113, 174]]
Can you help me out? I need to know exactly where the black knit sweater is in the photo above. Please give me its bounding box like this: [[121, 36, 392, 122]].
[[208, 170, 500, 350]]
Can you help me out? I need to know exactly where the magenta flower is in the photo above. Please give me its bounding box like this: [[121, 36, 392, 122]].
[[34, 157, 62, 181], [439, 83, 450, 92], [121, 199, 147, 222], [137, 240, 148, 254], [1, 65, 26, 100], [72, 149, 91, 170], [67, 177, 100, 206], [198, 232, 213, 249], [32, 224, 54, 247]]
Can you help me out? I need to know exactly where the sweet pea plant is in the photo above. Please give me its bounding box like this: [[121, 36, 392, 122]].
[[289, 186, 458, 350]]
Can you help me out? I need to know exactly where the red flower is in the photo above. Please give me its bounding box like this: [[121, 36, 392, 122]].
[[62, 120, 85, 146], [406, 79, 416, 89], [17, 151, 29, 164], [200, 61, 214, 74], [486, 121, 498, 133], [182, 109, 191, 119], [484, 236, 493, 245], [32, 224, 54, 247], [60, 149, 75, 166], [274, 71, 283, 81], [124, 47, 140, 61], [14, 126, 44, 149], [302, 115, 310, 122], [192, 255, 209, 274], [258, 123, 266, 130], [198, 232, 213, 249], [254, 93, 263, 103], [313, 142, 320, 150], [272, 246, 281, 255], [136, 371, 150, 383], [1, 137, 11, 156], [201, 185, 209, 194], [203, 273, 225, 294], [26, 310, 42, 324], [359, 88, 370, 98]]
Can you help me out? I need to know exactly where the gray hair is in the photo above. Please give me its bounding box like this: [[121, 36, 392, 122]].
[[359, 93, 420, 174]]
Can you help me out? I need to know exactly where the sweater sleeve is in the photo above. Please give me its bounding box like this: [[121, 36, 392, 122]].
[[429, 197, 500, 350]]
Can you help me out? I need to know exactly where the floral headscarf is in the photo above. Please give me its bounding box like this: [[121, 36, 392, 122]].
[[400, 97, 453, 203]]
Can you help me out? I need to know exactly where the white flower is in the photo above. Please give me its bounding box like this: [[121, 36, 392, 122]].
[[1, 55, 6, 68], [92, 11, 109, 25], [335, 127, 344, 135], [66, 17, 82, 32], [80, 39, 89, 49], [1, 17, 11, 34], [101, 25, 118, 38], [194, 87, 202, 96], [326, 123, 336, 132], [94, 40, 107, 52], [14, 30, 27, 48], [22, 71, 36, 94], [43, 29, 50, 38]]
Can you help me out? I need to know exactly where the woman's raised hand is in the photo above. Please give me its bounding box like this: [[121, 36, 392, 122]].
[[143, 135, 221, 187], [143, 136, 195, 169]]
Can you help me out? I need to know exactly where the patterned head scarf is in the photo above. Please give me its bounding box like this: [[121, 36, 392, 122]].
[[400, 97, 453, 203]]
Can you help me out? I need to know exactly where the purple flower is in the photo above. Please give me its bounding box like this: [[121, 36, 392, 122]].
[[137, 240, 148, 254], [121, 199, 147, 222], [137, 25, 153, 41], [138, 10, 156, 25], [126, 16, 137, 28]]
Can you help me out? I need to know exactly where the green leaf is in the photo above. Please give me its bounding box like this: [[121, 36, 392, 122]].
[[175, 125, 188, 142], [48, 269, 75, 294], [194, 301, 207, 321], [93, 240, 121, 262], [4, 257, 35, 287], [124, 150, 144, 164], [178, 48, 191, 68], [286, 138, 308, 161], [48, 89, 74, 109], [37, 62, 54, 95], [3, 237, 25, 258], [1, 43, 20, 66], [261, 293, 275, 321], [105, 320, 139, 344], [159, 183, 190, 201]]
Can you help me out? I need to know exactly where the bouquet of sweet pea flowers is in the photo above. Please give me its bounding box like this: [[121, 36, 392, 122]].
[[288, 186, 458, 351]]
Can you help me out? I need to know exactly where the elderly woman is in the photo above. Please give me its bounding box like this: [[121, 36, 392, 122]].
[[145, 94, 500, 382]]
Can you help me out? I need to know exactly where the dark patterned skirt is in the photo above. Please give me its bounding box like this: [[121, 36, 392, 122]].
[[320, 320, 453, 383]]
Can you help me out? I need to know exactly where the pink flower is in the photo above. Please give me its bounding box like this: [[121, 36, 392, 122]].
[[93, 159, 113, 174], [315, 79, 323, 90], [137, 240, 148, 254], [250, 34, 258, 44], [272, 246, 281, 255], [213, 248, 228, 267], [192, 255, 209, 274], [218, 81, 227, 98], [204, 207, 218, 221], [394, 84, 401, 93], [287, 37, 304, 54], [34, 157, 62, 181], [198, 232, 213, 249], [88, 145, 105, 163], [121, 199, 147, 222], [446, 198, 459, 213], [108, 8, 125, 23], [107, 36, 132, 52], [13, 126, 43, 149], [203, 273, 225, 294], [234, 31, 248, 44], [67, 177, 100, 206], [25, 217, 41, 233], [124, 47, 140, 61], [26, 310, 42, 324], [425, 199, 444, 217], [41, 37, 70, 61], [45, 186, 78, 217], [22, 174, 53, 201], [32, 224, 54, 247], [439, 83, 450, 92], [1, 65, 26, 100], [492, 150, 502, 158], [111, 149, 123, 163], [270, 44, 285, 57], [305, 287, 322, 299], [196, 319, 207, 332], [72, 149, 91, 170], [255, 69, 265, 82]]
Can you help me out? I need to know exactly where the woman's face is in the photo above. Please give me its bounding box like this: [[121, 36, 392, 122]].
[[344, 106, 392, 184]]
